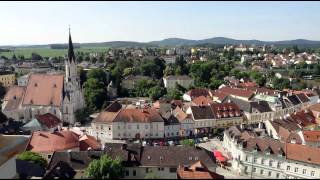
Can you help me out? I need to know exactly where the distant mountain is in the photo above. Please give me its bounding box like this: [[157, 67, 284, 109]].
[[1, 37, 320, 49], [150, 37, 320, 47]]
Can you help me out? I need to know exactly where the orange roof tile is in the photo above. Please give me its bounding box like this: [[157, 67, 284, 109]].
[[286, 143, 320, 166], [27, 131, 80, 153], [22, 74, 64, 107]]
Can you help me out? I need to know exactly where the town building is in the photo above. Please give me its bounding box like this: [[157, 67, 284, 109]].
[[46, 144, 217, 179], [163, 75, 194, 89], [90, 102, 164, 140], [0, 72, 15, 87]]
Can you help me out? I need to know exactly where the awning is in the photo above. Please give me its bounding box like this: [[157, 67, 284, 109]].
[[213, 150, 223, 157], [216, 156, 227, 162]]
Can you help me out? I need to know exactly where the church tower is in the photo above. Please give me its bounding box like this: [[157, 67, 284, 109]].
[[63, 28, 85, 125], [65, 28, 78, 83]]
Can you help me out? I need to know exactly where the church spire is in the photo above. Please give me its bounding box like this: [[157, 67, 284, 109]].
[[68, 26, 75, 62]]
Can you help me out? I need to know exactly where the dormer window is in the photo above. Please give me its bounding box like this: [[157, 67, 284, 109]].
[[34, 83, 38, 87], [53, 84, 57, 88], [147, 156, 151, 160], [13, 95, 16, 100], [160, 156, 163, 160]]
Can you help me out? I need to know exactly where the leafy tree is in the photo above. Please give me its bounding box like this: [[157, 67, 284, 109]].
[[87, 68, 107, 86], [12, 54, 17, 61], [75, 107, 91, 125], [175, 66, 182, 75], [123, 67, 134, 77], [83, 78, 107, 111], [78, 67, 87, 86], [209, 78, 223, 89], [272, 77, 291, 90], [148, 85, 166, 101], [133, 79, 157, 97], [86, 155, 124, 179], [166, 88, 182, 100], [17, 151, 47, 168], [31, 52, 43, 60], [180, 139, 195, 146], [164, 65, 175, 77]]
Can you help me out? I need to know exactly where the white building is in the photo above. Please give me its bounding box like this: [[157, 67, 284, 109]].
[[223, 125, 320, 179], [17, 73, 30, 86]]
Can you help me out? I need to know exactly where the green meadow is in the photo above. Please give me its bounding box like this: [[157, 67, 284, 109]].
[[0, 46, 109, 59]]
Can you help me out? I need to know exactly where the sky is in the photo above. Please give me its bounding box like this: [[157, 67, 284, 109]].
[[0, 1, 320, 45]]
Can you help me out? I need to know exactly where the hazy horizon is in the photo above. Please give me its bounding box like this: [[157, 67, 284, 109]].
[[1, 1, 320, 46]]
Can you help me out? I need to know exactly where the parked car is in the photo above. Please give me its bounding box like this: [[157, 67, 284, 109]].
[[168, 141, 174, 146]]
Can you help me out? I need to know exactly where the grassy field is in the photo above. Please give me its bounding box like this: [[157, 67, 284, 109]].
[[0, 46, 110, 59]]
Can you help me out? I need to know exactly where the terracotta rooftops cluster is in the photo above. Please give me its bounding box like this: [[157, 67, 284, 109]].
[[27, 130, 101, 153], [177, 161, 224, 179], [190, 102, 242, 120], [94, 102, 164, 124]]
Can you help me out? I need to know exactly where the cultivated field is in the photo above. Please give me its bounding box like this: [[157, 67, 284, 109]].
[[0, 46, 109, 59]]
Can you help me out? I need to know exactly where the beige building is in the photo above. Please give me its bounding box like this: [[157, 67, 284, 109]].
[[163, 75, 194, 89], [90, 102, 165, 140], [0, 73, 15, 87]]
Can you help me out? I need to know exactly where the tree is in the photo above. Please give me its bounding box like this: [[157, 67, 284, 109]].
[[75, 107, 91, 125], [83, 78, 107, 112], [166, 88, 182, 100], [87, 68, 107, 86], [123, 67, 134, 77], [79, 67, 87, 86], [12, 54, 17, 61], [31, 52, 43, 60], [148, 85, 166, 101], [86, 155, 124, 179], [17, 151, 47, 168], [180, 139, 195, 146]]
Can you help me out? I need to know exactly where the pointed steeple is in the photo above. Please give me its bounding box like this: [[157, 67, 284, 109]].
[[68, 26, 75, 62]]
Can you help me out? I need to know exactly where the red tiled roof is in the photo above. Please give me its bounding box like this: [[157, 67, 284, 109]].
[[211, 91, 228, 101], [192, 96, 213, 106], [27, 131, 80, 153], [187, 88, 211, 99], [79, 134, 101, 151], [286, 143, 320, 166], [302, 130, 320, 142], [4, 86, 25, 101], [218, 86, 254, 98], [22, 74, 64, 107], [177, 161, 224, 179], [35, 113, 61, 129], [174, 107, 188, 122], [94, 108, 164, 123], [211, 103, 242, 119]]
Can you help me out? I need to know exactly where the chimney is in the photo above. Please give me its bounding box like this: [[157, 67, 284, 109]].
[[258, 122, 263, 129], [240, 123, 245, 130]]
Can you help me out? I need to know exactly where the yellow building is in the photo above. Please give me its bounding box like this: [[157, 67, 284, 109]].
[[0, 73, 16, 87]]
